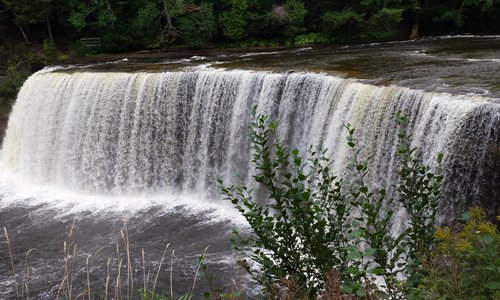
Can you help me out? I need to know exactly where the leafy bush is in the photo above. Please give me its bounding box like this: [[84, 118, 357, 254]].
[[282, 0, 308, 39], [0, 47, 43, 112], [0, 63, 29, 113], [294, 32, 330, 45], [219, 0, 248, 42], [364, 8, 404, 39], [321, 9, 364, 41], [220, 113, 443, 298], [69, 41, 101, 57], [43, 39, 58, 62], [177, 3, 216, 46], [419, 207, 500, 299]]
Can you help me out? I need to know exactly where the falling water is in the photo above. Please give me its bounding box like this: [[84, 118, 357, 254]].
[[1, 69, 499, 220]]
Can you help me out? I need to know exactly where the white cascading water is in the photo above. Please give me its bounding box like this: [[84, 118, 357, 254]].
[[1, 69, 498, 220]]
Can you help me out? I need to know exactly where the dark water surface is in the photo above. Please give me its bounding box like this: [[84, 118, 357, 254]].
[[62, 35, 500, 98], [0, 190, 251, 299]]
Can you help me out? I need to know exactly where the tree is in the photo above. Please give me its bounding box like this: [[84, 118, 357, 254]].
[[158, 0, 184, 43], [177, 2, 216, 45], [321, 8, 364, 41], [282, 0, 307, 39], [67, 0, 117, 32], [3, 0, 60, 44], [221, 114, 443, 297], [131, 1, 162, 48], [355, 0, 404, 39], [219, 0, 248, 42], [404, 0, 423, 39]]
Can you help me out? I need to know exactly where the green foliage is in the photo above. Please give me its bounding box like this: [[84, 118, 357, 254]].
[[177, 2, 216, 45], [0, 47, 40, 113], [221, 114, 349, 296], [133, 2, 161, 33], [396, 112, 443, 261], [294, 32, 330, 45], [131, 1, 163, 48], [69, 41, 101, 57], [85, 0, 117, 29], [3, 0, 54, 26], [433, 8, 465, 29], [282, 0, 307, 39], [0, 61, 29, 113], [419, 207, 500, 300], [43, 38, 57, 62], [198, 254, 243, 300], [321, 9, 364, 41], [2, 0, 500, 50], [220, 113, 443, 298], [364, 7, 404, 38], [219, 0, 248, 42], [423, 0, 500, 34]]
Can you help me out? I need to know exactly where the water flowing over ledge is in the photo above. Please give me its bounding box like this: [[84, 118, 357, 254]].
[[1, 69, 499, 220]]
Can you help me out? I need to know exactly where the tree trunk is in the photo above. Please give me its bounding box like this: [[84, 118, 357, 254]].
[[163, 0, 173, 31], [18, 25, 29, 43], [105, 0, 116, 29], [409, 20, 420, 40], [46, 17, 54, 45], [160, 0, 179, 42]]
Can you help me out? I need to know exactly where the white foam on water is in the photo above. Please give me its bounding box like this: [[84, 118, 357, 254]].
[[238, 51, 281, 57], [465, 58, 500, 63], [0, 170, 247, 225], [438, 34, 500, 39], [189, 55, 208, 61]]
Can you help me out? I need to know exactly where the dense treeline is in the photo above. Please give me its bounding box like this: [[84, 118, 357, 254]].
[[1, 0, 500, 52]]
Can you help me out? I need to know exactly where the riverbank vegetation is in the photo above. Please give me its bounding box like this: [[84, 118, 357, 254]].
[[1, 0, 500, 52], [2, 224, 223, 300], [3, 208, 497, 299], [220, 113, 500, 299], [2, 113, 499, 299]]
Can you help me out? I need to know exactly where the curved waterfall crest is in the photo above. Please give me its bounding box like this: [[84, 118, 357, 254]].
[[1, 69, 498, 217]]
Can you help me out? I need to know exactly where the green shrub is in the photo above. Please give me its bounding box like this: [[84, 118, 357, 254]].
[[419, 207, 500, 299], [294, 32, 330, 45], [321, 9, 364, 41], [220, 113, 443, 298], [0, 63, 29, 113], [219, 0, 248, 42], [70, 41, 101, 57], [43, 39, 58, 62], [177, 3, 216, 46], [282, 0, 308, 39]]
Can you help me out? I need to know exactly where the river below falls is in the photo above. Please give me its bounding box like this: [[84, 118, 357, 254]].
[[0, 180, 253, 298], [0, 35, 499, 299]]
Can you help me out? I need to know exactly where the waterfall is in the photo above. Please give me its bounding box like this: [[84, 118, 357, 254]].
[[1, 69, 498, 219]]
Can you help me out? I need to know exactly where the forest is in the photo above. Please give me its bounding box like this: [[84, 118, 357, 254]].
[[1, 0, 500, 52]]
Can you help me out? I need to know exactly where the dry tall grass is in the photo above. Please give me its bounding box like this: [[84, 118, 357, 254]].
[[1, 223, 211, 300]]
